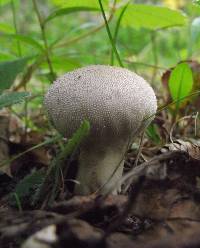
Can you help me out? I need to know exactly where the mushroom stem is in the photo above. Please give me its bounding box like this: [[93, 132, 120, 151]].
[[74, 144, 127, 195]]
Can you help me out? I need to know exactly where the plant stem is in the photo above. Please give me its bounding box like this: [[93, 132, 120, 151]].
[[144, 90, 200, 122], [124, 60, 166, 70], [0, 134, 62, 168], [32, 0, 55, 81], [14, 57, 42, 90], [151, 31, 158, 82], [53, 22, 107, 49], [98, 0, 124, 67], [11, 0, 22, 57], [11, 1, 29, 137], [110, 3, 129, 65], [53, 1, 116, 50], [13, 193, 23, 213]]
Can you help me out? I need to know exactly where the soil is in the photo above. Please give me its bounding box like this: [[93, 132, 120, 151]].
[[1, 114, 200, 248]]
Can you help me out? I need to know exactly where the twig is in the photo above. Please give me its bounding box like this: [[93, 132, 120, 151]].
[[103, 175, 146, 239], [122, 130, 145, 193], [120, 151, 181, 187], [133, 130, 145, 167], [0, 134, 62, 168], [194, 112, 199, 137], [102, 150, 183, 238], [169, 113, 199, 145]]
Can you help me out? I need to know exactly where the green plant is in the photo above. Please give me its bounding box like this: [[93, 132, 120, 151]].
[[169, 62, 194, 119], [0, 58, 30, 109], [34, 120, 90, 207]]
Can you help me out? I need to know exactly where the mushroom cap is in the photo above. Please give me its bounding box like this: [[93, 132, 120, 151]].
[[44, 65, 157, 146]]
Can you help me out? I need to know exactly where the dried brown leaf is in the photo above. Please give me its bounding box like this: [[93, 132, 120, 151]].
[[161, 139, 200, 160]]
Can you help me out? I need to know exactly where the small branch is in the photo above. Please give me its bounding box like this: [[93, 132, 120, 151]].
[[122, 130, 145, 193], [32, 0, 55, 81], [133, 130, 145, 167], [120, 151, 182, 186], [102, 150, 184, 238], [169, 113, 199, 144], [103, 175, 146, 239], [98, 0, 124, 67]]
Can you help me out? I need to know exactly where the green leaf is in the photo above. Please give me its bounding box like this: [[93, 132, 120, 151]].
[[146, 124, 161, 144], [0, 23, 14, 33], [0, 57, 29, 92], [10, 169, 45, 207], [59, 120, 90, 159], [41, 56, 80, 72], [45, 6, 99, 23], [188, 2, 200, 15], [0, 0, 11, 5], [169, 62, 193, 102], [193, 0, 200, 6], [14, 170, 45, 198], [2, 34, 44, 52], [0, 0, 19, 7], [0, 92, 30, 109], [35, 120, 90, 206], [118, 4, 187, 30], [0, 52, 16, 61], [50, 0, 107, 8]]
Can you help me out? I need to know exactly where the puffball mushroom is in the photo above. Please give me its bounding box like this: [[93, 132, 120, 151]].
[[44, 65, 157, 195]]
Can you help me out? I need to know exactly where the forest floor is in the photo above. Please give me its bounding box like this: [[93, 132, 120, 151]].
[[0, 112, 200, 248]]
